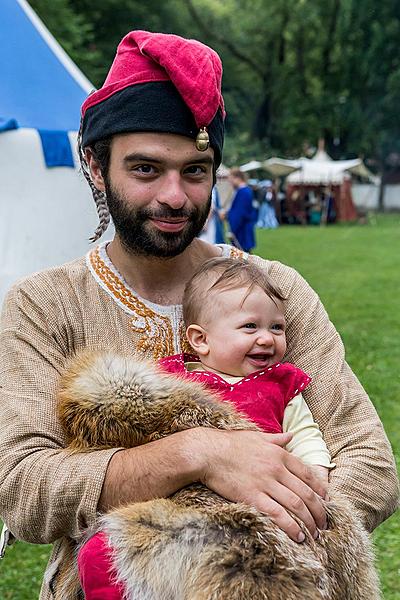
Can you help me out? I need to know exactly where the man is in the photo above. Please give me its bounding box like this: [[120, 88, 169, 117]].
[[227, 168, 257, 252], [0, 30, 398, 599]]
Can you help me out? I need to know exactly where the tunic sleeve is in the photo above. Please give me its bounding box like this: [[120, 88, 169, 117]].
[[0, 280, 120, 544], [254, 257, 399, 531]]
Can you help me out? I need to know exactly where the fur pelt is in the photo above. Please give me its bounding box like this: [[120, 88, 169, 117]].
[[58, 350, 380, 600]]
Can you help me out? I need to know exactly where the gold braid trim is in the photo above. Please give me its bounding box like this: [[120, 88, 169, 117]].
[[89, 247, 176, 360], [88, 245, 246, 359], [229, 246, 245, 260]]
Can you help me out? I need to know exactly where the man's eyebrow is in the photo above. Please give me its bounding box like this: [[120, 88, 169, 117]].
[[123, 154, 162, 164], [123, 153, 214, 165], [187, 155, 214, 165]]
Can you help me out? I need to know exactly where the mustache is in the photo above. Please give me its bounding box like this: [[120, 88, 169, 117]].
[[140, 207, 195, 220]]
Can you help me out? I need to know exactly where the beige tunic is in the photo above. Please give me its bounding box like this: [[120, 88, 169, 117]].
[[0, 243, 398, 599]]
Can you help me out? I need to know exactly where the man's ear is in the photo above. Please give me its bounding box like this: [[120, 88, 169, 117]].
[[186, 324, 209, 357], [85, 148, 106, 192]]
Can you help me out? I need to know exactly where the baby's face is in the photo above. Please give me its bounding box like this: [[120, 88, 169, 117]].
[[201, 285, 287, 377]]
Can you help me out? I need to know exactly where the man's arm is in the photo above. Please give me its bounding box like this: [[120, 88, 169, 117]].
[[260, 257, 399, 531], [0, 283, 120, 543], [99, 428, 328, 543], [0, 278, 327, 545]]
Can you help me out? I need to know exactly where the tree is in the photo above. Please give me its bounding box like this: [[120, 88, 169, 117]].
[[29, 0, 400, 189]]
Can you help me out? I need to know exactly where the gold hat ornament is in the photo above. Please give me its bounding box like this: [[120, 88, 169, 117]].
[[196, 127, 210, 151]]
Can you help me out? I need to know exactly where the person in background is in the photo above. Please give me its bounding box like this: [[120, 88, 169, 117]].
[[199, 185, 225, 244], [257, 180, 279, 229], [227, 168, 257, 252]]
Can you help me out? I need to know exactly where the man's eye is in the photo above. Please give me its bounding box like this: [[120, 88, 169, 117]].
[[185, 165, 206, 175], [133, 164, 155, 174], [243, 323, 257, 329]]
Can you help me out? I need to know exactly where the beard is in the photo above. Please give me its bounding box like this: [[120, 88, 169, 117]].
[[105, 179, 212, 258]]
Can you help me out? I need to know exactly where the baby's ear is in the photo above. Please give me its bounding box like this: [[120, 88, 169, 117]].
[[186, 324, 209, 356]]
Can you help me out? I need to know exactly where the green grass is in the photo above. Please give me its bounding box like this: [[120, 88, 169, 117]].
[[1, 214, 399, 598], [256, 214, 400, 599], [0, 542, 50, 599]]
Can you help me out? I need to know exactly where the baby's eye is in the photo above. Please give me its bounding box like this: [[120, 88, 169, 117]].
[[243, 322, 257, 329], [271, 323, 284, 331]]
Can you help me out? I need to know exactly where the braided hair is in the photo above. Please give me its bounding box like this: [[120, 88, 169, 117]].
[[77, 124, 111, 242]]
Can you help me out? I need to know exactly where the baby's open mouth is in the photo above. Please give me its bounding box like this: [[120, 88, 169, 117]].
[[246, 353, 272, 364]]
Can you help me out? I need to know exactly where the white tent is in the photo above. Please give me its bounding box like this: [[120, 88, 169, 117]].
[[263, 148, 380, 223], [264, 149, 377, 185], [239, 160, 263, 172], [216, 163, 230, 178], [0, 0, 110, 305]]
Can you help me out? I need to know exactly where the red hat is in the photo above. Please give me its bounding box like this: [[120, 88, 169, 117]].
[[81, 30, 225, 166]]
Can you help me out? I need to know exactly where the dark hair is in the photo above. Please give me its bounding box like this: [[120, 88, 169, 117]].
[[77, 125, 112, 241], [183, 257, 285, 327]]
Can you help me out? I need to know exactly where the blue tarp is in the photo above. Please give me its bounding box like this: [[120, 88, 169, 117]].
[[38, 130, 74, 167], [0, 0, 91, 165]]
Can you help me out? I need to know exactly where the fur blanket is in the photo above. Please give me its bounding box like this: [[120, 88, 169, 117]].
[[58, 351, 380, 600]]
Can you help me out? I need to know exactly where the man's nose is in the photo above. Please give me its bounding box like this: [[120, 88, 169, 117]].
[[157, 172, 187, 210]]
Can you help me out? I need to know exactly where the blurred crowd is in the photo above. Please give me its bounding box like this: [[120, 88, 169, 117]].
[[199, 170, 340, 252]]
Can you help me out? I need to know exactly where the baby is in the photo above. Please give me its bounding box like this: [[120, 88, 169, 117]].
[[160, 256, 333, 485], [62, 258, 377, 600]]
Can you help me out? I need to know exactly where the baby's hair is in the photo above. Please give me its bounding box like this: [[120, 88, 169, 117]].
[[183, 257, 285, 327]]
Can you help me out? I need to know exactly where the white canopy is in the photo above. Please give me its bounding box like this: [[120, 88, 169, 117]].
[[239, 160, 263, 172], [263, 158, 300, 178], [264, 149, 378, 185], [0, 129, 115, 304]]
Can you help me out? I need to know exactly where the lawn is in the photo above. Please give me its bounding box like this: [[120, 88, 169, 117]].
[[256, 213, 400, 599], [1, 214, 399, 598]]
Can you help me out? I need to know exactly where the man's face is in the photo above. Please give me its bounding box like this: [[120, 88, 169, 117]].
[[102, 132, 214, 257]]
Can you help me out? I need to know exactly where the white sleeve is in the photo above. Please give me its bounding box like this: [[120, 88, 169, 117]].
[[283, 394, 335, 468]]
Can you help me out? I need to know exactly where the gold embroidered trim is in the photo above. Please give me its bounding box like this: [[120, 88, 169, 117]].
[[89, 247, 176, 359], [229, 246, 245, 260], [179, 320, 194, 355], [88, 245, 246, 359]]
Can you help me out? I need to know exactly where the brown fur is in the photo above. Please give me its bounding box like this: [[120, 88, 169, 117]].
[[57, 350, 380, 600]]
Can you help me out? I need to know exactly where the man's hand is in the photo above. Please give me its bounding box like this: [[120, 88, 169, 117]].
[[99, 428, 327, 543], [195, 429, 328, 542], [310, 465, 330, 489]]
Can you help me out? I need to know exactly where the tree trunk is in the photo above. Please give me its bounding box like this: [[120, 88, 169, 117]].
[[252, 91, 270, 141], [378, 174, 386, 212]]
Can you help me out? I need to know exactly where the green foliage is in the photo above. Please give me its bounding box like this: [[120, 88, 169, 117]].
[[29, 0, 100, 84], [27, 0, 400, 167]]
